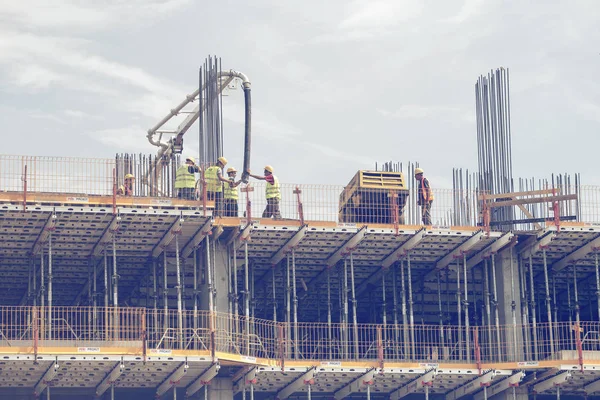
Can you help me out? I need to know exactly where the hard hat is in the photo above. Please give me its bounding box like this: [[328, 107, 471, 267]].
[[124, 173, 135, 179], [414, 168, 424, 175], [217, 157, 228, 166], [185, 156, 196, 163], [227, 167, 237, 174], [264, 165, 274, 173]]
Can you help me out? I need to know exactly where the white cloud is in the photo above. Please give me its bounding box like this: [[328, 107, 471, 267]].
[[339, 0, 424, 29], [377, 105, 463, 120], [88, 125, 150, 151], [443, 0, 486, 24]]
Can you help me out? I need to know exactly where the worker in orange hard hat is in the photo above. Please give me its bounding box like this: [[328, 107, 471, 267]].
[[414, 167, 434, 225], [223, 167, 242, 217], [117, 173, 135, 196], [248, 165, 281, 219], [204, 156, 230, 217]]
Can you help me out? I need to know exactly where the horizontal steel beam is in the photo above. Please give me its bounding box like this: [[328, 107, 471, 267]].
[[181, 218, 213, 259], [467, 232, 514, 269], [519, 231, 556, 259], [532, 371, 571, 393], [445, 370, 498, 399], [381, 228, 425, 268], [435, 231, 484, 271], [473, 372, 525, 400], [333, 368, 375, 399], [552, 234, 600, 271], [270, 225, 308, 265], [96, 360, 124, 396], [325, 227, 367, 267], [276, 367, 315, 399], [156, 362, 188, 397], [34, 359, 60, 397], [390, 368, 437, 400], [152, 216, 183, 258], [186, 363, 220, 397]]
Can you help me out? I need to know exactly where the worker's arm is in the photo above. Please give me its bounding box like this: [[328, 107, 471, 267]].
[[187, 165, 201, 174], [217, 169, 229, 183], [231, 180, 243, 188], [247, 170, 265, 180], [423, 178, 432, 202]]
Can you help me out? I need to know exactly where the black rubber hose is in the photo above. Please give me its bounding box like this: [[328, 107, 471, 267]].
[[241, 86, 251, 183]]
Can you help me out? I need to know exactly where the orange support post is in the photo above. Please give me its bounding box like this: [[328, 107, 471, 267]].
[[474, 327, 482, 374], [294, 186, 304, 225], [22, 164, 27, 211], [574, 323, 584, 372], [241, 184, 253, 225]]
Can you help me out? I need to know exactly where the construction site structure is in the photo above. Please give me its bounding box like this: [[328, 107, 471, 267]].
[[2, 61, 600, 400]]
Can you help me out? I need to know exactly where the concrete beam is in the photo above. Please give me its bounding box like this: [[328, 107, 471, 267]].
[[156, 362, 188, 397], [532, 371, 571, 394], [186, 363, 220, 397], [381, 228, 426, 268], [181, 218, 213, 259], [233, 367, 256, 394], [435, 231, 484, 271], [31, 213, 57, 256], [276, 367, 316, 399], [390, 369, 437, 400], [95, 360, 124, 397], [467, 232, 514, 269], [232, 223, 254, 251], [270, 225, 308, 266], [333, 368, 375, 399], [325, 227, 367, 267], [91, 214, 121, 257], [34, 359, 60, 397], [444, 370, 498, 399], [473, 372, 525, 400], [519, 231, 556, 260], [552, 234, 600, 272]]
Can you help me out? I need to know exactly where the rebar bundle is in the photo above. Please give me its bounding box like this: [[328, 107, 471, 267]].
[[198, 56, 225, 165], [476, 68, 514, 226]]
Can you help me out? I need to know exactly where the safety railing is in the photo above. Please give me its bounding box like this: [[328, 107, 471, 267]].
[[2, 306, 600, 365]]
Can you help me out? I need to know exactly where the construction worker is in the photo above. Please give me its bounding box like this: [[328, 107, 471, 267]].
[[175, 156, 200, 200], [223, 167, 242, 217], [204, 157, 229, 217], [248, 165, 281, 219], [415, 168, 434, 225], [117, 174, 134, 196]]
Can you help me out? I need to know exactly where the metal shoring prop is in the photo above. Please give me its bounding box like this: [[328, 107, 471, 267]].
[[382, 268, 387, 346], [244, 241, 250, 356], [519, 256, 531, 359], [596, 252, 600, 321], [509, 246, 517, 361], [272, 267, 277, 322], [463, 253, 471, 362], [153, 258, 158, 343], [286, 254, 291, 357], [327, 267, 332, 359], [33, 257, 37, 307], [400, 259, 408, 357], [112, 232, 119, 340], [175, 233, 183, 348], [227, 246, 232, 317], [343, 258, 349, 358], [437, 270, 445, 351], [392, 263, 400, 358], [407, 252, 415, 360], [93, 257, 97, 337], [574, 263, 581, 327], [206, 235, 214, 314], [542, 248, 555, 355], [456, 258, 463, 359], [163, 251, 168, 336], [529, 254, 539, 360], [104, 246, 108, 341], [349, 252, 359, 360], [233, 244, 239, 335], [292, 248, 299, 359], [251, 261, 255, 319], [47, 231, 53, 339], [193, 249, 198, 336], [491, 253, 502, 357]]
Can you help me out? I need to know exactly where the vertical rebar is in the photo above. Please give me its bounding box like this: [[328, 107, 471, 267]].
[[349, 252, 359, 360], [542, 249, 555, 354]]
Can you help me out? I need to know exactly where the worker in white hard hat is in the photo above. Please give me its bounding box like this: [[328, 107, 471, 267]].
[[175, 156, 201, 200], [117, 173, 135, 196], [204, 156, 229, 217], [223, 167, 242, 217], [414, 167, 434, 225], [248, 165, 282, 219]]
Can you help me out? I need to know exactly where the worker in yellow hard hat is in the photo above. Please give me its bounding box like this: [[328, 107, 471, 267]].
[[223, 167, 242, 217], [248, 165, 281, 219], [117, 173, 135, 196], [175, 155, 201, 200], [204, 156, 229, 217], [414, 167, 434, 225]]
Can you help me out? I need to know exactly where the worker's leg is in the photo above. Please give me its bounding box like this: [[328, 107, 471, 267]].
[[422, 201, 432, 225], [262, 198, 273, 218], [272, 198, 282, 219], [214, 192, 223, 217], [232, 201, 239, 218]]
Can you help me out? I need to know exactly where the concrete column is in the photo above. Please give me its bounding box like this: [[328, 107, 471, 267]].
[[206, 378, 233, 400], [495, 247, 524, 362], [490, 386, 528, 400], [199, 240, 229, 314]]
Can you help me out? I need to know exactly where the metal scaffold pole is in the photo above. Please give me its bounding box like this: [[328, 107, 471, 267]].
[[456, 258, 463, 359], [491, 253, 501, 357], [112, 232, 119, 340], [153, 259, 158, 338], [233, 245, 239, 334], [206, 236, 214, 314], [93, 257, 97, 336], [349, 252, 359, 360], [40, 248, 45, 337], [542, 248, 555, 355], [292, 249, 299, 359], [509, 247, 518, 361], [163, 251, 168, 335], [392, 264, 400, 358], [407, 252, 415, 360], [286, 254, 291, 357], [574, 264, 580, 326], [47, 231, 52, 340], [529, 254, 539, 360], [327, 267, 332, 359], [596, 252, 600, 320], [343, 259, 349, 358], [244, 242, 250, 356], [175, 233, 183, 348], [381, 268, 387, 344], [519, 257, 531, 359], [463, 253, 471, 362], [104, 246, 108, 340], [437, 270, 445, 350], [400, 259, 408, 357], [272, 267, 277, 322]]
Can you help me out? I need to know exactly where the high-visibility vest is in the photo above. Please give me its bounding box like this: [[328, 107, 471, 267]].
[[204, 166, 222, 193], [175, 166, 196, 189], [266, 175, 281, 200], [418, 178, 434, 203], [224, 179, 238, 200]]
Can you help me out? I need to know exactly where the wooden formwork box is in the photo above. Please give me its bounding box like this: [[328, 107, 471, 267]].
[[338, 170, 409, 224]]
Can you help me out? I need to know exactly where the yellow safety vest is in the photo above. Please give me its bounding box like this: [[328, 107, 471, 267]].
[[175, 166, 195, 189], [204, 166, 222, 193], [224, 179, 238, 200], [266, 175, 281, 200]]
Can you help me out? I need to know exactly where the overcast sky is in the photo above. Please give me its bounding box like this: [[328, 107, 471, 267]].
[[0, 0, 598, 189]]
